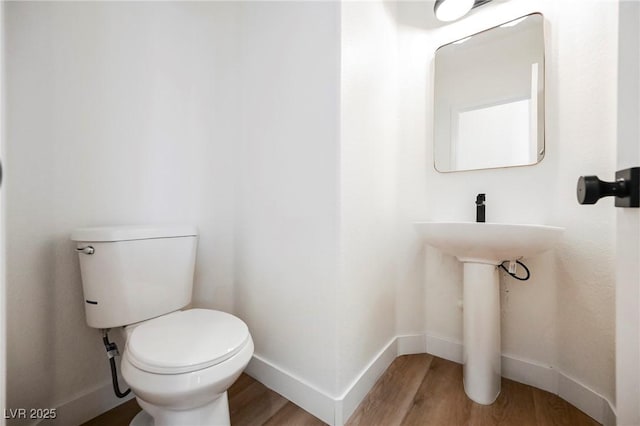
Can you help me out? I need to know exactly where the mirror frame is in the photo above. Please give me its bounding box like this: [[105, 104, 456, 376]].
[[433, 12, 546, 173]]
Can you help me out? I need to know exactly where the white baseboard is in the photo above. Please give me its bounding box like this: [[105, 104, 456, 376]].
[[602, 398, 617, 426], [246, 335, 425, 426], [44, 381, 134, 426], [425, 333, 462, 363], [558, 373, 616, 426], [244, 354, 336, 425], [424, 334, 615, 425], [338, 337, 398, 425], [501, 354, 557, 394], [397, 334, 427, 356]]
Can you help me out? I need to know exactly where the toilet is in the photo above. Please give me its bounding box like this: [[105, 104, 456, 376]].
[[71, 225, 254, 426]]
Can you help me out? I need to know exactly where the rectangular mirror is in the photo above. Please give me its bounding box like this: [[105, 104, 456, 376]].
[[434, 13, 545, 172]]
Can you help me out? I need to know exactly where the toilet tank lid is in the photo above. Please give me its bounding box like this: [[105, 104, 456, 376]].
[[71, 225, 197, 242]]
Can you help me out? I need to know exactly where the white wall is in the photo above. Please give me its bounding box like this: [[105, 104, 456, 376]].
[[235, 2, 341, 397], [616, 1, 640, 424], [338, 1, 399, 394], [5, 2, 239, 423], [0, 1, 6, 423], [397, 0, 617, 404]]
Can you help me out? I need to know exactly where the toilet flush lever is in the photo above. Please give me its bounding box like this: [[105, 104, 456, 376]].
[[76, 246, 95, 255]]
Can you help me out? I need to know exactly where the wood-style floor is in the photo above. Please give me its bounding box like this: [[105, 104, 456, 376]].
[[82, 354, 600, 426]]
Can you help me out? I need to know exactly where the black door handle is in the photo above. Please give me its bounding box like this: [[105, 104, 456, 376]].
[[577, 167, 639, 207]]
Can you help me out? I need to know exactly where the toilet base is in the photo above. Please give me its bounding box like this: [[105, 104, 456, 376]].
[[135, 392, 230, 426], [130, 409, 153, 426]]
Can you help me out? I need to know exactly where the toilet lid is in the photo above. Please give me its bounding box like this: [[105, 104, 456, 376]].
[[126, 309, 250, 374]]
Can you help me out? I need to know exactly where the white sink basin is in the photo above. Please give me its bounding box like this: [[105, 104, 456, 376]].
[[415, 221, 564, 264]]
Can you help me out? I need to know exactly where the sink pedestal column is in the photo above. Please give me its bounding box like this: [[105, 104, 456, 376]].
[[462, 262, 501, 405]]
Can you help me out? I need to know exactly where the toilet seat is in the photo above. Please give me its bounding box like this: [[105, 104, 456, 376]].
[[126, 309, 250, 375]]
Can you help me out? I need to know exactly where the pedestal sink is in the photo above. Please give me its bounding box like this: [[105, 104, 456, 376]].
[[415, 222, 564, 405]]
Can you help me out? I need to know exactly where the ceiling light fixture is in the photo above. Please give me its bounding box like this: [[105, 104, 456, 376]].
[[434, 0, 493, 22]]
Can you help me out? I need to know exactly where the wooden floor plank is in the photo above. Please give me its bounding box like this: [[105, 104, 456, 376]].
[[532, 387, 600, 426], [81, 398, 140, 426], [469, 378, 537, 426], [346, 354, 433, 426], [229, 376, 289, 426], [263, 402, 328, 426], [228, 373, 257, 399], [401, 356, 473, 426]]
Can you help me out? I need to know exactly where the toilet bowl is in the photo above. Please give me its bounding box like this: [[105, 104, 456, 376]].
[[71, 226, 254, 426], [120, 309, 254, 426]]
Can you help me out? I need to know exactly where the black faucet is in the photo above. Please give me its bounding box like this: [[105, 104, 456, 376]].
[[476, 193, 486, 223]]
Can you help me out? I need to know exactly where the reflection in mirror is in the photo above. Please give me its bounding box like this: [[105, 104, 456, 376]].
[[434, 13, 545, 172]]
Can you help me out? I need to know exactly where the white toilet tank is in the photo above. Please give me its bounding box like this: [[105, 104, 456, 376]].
[[71, 225, 198, 329]]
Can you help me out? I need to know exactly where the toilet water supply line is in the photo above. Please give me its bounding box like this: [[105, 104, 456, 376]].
[[102, 329, 131, 398]]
